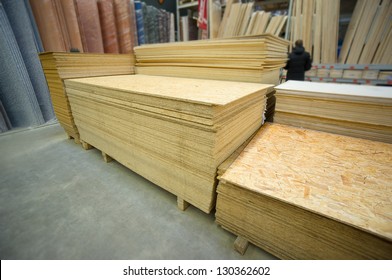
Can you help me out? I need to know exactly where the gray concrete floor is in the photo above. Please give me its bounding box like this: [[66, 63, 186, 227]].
[[0, 123, 276, 260]]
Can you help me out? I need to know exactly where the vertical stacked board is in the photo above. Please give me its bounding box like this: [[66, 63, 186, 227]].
[[134, 34, 289, 84], [217, 1, 287, 38], [64, 74, 273, 213], [273, 81, 392, 143], [339, 0, 392, 64], [288, 0, 340, 64], [39, 52, 135, 141], [216, 123, 392, 259]]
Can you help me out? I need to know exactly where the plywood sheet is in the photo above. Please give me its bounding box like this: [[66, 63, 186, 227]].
[[220, 123, 392, 241], [39, 52, 135, 139], [275, 81, 392, 103], [65, 74, 273, 213]]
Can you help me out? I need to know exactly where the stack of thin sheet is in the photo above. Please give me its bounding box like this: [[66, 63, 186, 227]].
[[274, 81, 392, 143], [216, 123, 392, 259], [39, 52, 135, 141], [64, 74, 273, 213], [134, 34, 289, 84]]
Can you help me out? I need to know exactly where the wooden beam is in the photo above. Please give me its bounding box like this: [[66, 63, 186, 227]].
[[234, 236, 249, 255], [101, 151, 113, 163], [81, 140, 92, 150], [177, 197, 190, 211]]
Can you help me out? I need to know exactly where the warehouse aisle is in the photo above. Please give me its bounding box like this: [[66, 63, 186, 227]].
[[0, 123, 275, 260]]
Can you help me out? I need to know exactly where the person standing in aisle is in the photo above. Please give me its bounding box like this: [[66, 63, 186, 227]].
[[284, 39, 312, 81]]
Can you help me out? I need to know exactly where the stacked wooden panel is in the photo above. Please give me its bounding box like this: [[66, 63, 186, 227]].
[[339, 0, 392, 64], [216, 123, 392, 259], [64, 74, 273, 213], [39, 52, 135, 141], [273, 81, 392, 143], [134, 35, 289, 84]]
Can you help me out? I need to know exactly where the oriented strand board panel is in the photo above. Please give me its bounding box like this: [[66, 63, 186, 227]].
[[216, 123, 392, 259], [65, 74, 274, 213]]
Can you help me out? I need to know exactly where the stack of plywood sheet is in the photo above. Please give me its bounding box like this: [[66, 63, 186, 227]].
[[339, 0, 392, 64], [134, 34, 289, 84], [273, 81, 392, 143], [64, 74, 273, 213], [39, 52, 135, 141], [216, 123, 392, 259]]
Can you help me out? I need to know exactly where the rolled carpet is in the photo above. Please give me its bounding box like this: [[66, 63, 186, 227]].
[[2, 0, 55, 122], [0, 3, 44, 128]]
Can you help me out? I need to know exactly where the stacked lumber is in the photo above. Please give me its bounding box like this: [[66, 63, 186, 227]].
[[39, 52, 135, 141], [64, 74, 273, 213], [289, 0, 340, 64], [134, 34, 289, 84], [216, 123, 392, 259], [217, 1, 287, 38], [273, 81, 392, 143], [339, 0, 392, 64]]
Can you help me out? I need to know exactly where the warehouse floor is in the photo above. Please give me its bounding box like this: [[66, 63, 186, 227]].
[[0, 123, 276, 260]]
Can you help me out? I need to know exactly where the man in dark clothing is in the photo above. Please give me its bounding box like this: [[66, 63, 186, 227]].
[[284, 39, 312, 81]]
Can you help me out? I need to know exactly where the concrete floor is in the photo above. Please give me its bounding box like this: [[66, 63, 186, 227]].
[[0, 123, 276, 260]]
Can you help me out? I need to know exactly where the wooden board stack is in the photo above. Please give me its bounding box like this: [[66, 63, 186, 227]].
[[39, 52, 135, 141], [134, 34, 289, 84], [216, 123, 392, 259], [64, 74, 273, 213], [339, 0, 392, 64], [273, 81, 392, 143]]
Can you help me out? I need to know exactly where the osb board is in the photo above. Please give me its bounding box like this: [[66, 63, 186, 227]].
[[66, 74, 272, 107], [219, 123, 392, 241], [216, 182, 392, 259], [64, 82, 268, 125], [67, 93, 266, 168], [275, 81, 392, 104], [78, 126, 216, 213]]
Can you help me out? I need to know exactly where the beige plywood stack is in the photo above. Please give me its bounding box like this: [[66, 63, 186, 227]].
[[39, 52, 135, 142], [64, 74, 273, 213], [134, 34, 289, 84], [273, 81, 392, 143], [339, 0, 392, 64], [216, 123, 392, 259]]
